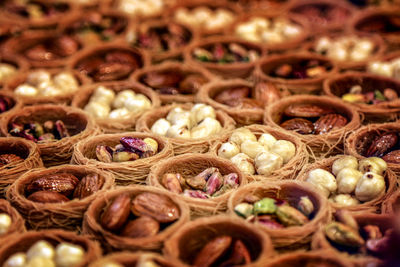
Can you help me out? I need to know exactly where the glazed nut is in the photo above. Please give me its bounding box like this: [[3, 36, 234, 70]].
[[101, 193, 131, 231], [0, 154, 24, 167], [366, 133, 398, 157], [306, 168, 337, 197], [132, 192, 180, 223], [284, 104, 334, 118], [382, 150, 400, 163], [254, 82, 281, 104], [358, 157, 387, 175], [26, 173, 79, 197], [27, 191, 69, 203], [355, 172, 385, 202], [218, 141, 240, 159], [313, 114, 348, 135], [0, 213, 12, 235], [280, 118, 314, 135], [73, 173, 104, 199], [229, 128, 257, 146], [331, 156, 358, 176]]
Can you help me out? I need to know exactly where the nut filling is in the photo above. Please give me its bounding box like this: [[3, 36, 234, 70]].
[[279, 103, 348, 135], [100, 192, 180, 239]]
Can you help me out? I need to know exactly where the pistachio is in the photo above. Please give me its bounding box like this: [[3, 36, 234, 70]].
[[364, 225, 383, 240], [325, 222, 365, 248], [54, 120, 69, 139], [256, 215, 284, 229], [234, 203, 254, 218], [297, 196, 314, 216], [335, 210, 358, 230], [223, 173, 239, 188], [204, 171, 223, 195], [143, 137, 158, 156], [96, 145, 113, 163], [276, 205, 309, 226], [185, 174, 207, 190], [112, 151, 139, 162], [183, 189, 208, 199], [161, 173, 183, 194], [253, 197, 277, 215]]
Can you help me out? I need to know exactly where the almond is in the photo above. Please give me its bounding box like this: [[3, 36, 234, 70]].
[[313, 114, 348, 135], [284, 104, 334, 118], [131, 192, 180, 223], [27, 191, 69, 203], [101, 193, 131, 231], [193, 236, 232, 267], [254, 82, 280, 105], [121, 216, 160, 238], [214, 87, 250, 105], [73, 173, 104, 199], [280, 118, 314, 135], [26, 173, 79, 197]]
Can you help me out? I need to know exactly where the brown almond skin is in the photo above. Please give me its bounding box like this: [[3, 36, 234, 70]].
[[120, 216, 160, 238], [284, 104, 335, 118], [131, 192, 180, 223], [214, 87, 250, 105], [280, 118, 314, 135], [26, 173, 79, 197], [366, 133, 398, 157], [382, 150, 400, 164], [313, 114, 348, 135], [193, 236, 232, 267], [0, 154, 24, 166], [143, 71, 182, 89], [220, 240, 251, 265], [161, 173, 183, 194], [73, 173, 104, 199], [94, 62, 133, 81], [254, 82, 280, 105], [101, 193, 131, 231], [179, 74, 208, 94], [27, 191, 69, 203]]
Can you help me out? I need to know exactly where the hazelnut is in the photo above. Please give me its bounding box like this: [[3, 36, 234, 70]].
[[270, 140, 295, 164], [229, 128, 257, 146], [355, 172, 385, 202], [254, 151, 283, 176], [230, 153, 255, 175], [218, 142, 240, 160], [332, 156, 358, 176], [306, 169, 337, 197], [336, 168, 363, 194]]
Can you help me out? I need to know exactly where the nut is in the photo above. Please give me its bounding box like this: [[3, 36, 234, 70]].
[[27, 191, 69, 203], [183, 189, 208, 199], [132, 192, 180, 223], [254, 198, 277, 215], [214, 86, 250, 105], [254, 82, 281, 104], [55, 242, 85, 267], [336, 168, 363, 194], [280, 118, 314, 135], [325, 222, 364, 248], [229, 128, 257, 146], [306, 168, 337, 197], [0, 213, 12, 235], [0, 154, 24, 167], [382, 149, 400, 164], [283, 104, 334, 118], [26, 174, 79, 197], [179, 74, 208, 94], [355, 172, 385, 202], [276, 205, 309, 226], [96, 145, 113, 163], [121, 216, 160, 238], [143, 71, 182, 89], [218, 141, 240, 159], [161, 173, 183, 194], [314, 114, 348, 135], [234, 203, 254, 218], [366, 132, 398, 158], [204, 171, 223, 195], [220, 240, 251, 266], [297, 196, 314, 216], [335, 210, 358, 230], [73, 173, 104, 199], [193, 236, 232, 267], [101, 193, 131, 231], [332, 156, 358, 176]]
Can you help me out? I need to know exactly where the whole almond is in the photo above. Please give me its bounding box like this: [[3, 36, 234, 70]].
[[101, 193, 131, 231], [284, 104, 334, 118], [73, 173, 104, 199], [26, 173, 79, 197], [254, 82, 280, 105], [121, 216, 160, 238], [313, 114, 348, 135], [382, 150, 400, 164], [131, 192, 180, 223], [280, 118, 314, 135], [193, 236, 232, 267], [214, 87, 250, 105], [27, 191, 69, 203]]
